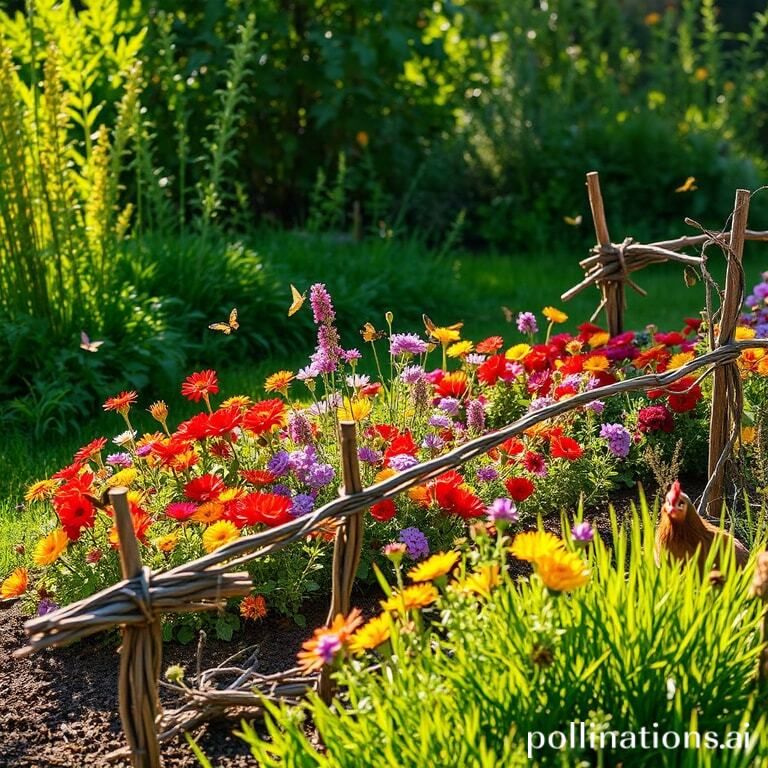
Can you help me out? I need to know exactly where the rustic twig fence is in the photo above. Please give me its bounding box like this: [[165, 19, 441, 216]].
[[13, 183, 768, 768]]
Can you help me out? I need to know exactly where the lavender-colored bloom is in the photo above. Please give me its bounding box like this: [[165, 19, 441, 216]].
[[465, 353, 486, 366], [528, 396, 555, 413], [297, 365, 317, 381], [287, 411, 313, 445], [310, 283, 335, 324], [599, 423, 632, 458], [562, 373, 583, 389], [466, 399, 486, 432], [585, 376, 601, 391], [308, 463, 335, 488], [389, 333, 429, 356], [475, 466, 499, 483], [586, 399, 605, 414], [315, 633, 342, 665], [358, 446, 382, 464], [136, 444, 153, 458], [754, 283, 768, 300], [267, 451, 290, 477], [487, 497, 519, 525], [307, 393, 343, 415], [429, 414, 453, 429], [389, 454, 419, 471], [527, 370, 550, 391], [272, 483, 292, 497], [422, 434, 445, 451], [572, 521, 594, 543], [400, 365, 425, 384], [342, 348, 362, 362], [399, 527, 429, 560], [438, 397, 460, 415], [346, 373, 370, 389], [106, 452, 132, 468], [516, 311, 538, 335], [37, 598, 59, 616], [291, 493, 315, 517], [757, 324, 768, 339]]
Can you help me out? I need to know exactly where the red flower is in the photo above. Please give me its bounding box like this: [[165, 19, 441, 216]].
[[240, 469, 276, 486], [683, 317, 703, 336], [504, 476, 535, 502], [152, 439, 193, 465], [73, 437, 107, 463], [56, 494, 96, 541], [361, 382, 383, 397], [370, 499, 397, 522], [498, 438, 525, 461], [667, 377, 702, 413], [184, 474, 225, 502], [654, 331, 685, 347], [577, 322, 605, 342], [242, 399, 286, 435], [477, 354, 515, 386], [205, 406, 242, 438], [550, 435, 583, 461], [476, 336, 504, 354], [366, 424, 400, 444], [384, 431, 417, 465], [228, 492, 293, 528], [523, 348, 550, 373], [103, 391, 138, 413], [165, 502, 198, 521], [634, 344, 670, 371], [558, 354, 586, 375], [523, 451, 547, 475], [52, 461, 84, 481], [209, 439, 233, 459], [174, 413, 212, 441], [181, 369, 219, 402], [637, 404, 675, 433], [434, 371, 470, 399]]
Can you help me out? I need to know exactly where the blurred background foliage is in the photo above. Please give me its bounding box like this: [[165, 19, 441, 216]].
[[2, 0, 768, 432]]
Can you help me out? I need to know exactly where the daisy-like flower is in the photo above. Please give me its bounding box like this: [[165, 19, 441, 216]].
[[349, 613, 392, 654], [542, 306, 568, 324], [459, 564, 501, 599], [510, 530, 564, 562], [429, 326, 461, 346], [112, 430, 137, 446], [505, 343, 531, 362], [447, 340, 473, 359], [192, 501, 225, 524], [148, 400, 169, 430], [390, 333, 429, 356], [535, 548, 590, 592], [381, 583, 439, 614], [583, 355, 610, 373], [103, 391, 138, 415], [24, 479, 58, 503], [408, 551, 459, 582], [476, 336, 504, 354], [588, 331, 610, 348], [221, 395, 252, 410], [1, 567, 28, 599], [202, 520, 240, 553], [338, 396, 373, 422], [153, 532, 179, 553], [33, 528, 68, 566], [106, 467, 138, 488], [165, 501, 198, 522], [181, 370, 219, 404], [264, 370, 295, 395], [297, 609, 363, 673], [73, 437, 108, 464], [240, 594, 268, 620]]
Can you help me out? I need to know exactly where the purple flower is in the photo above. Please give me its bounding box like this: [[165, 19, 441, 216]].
[[272, 483, 292, 496], [37, 598, 59, 616], [267, 451, 290, 476], [106, 452, 132, 468], [400, 365, 425, 384], [358, 446, 382, 464], [757, 324, 768, 339], [389, 454, 419, 471], [288, 411, 313, 445], [562, 373, 583, 389], [310, 283, 335, 324], [308, 464, 335, 488], [487, 497, 519, 525], [291, 493, 315, 517], [528, 396, 555, 413], [466, 399, 485, 432], [429, 414, 453, 429], [438, 397, 460, 415], [599, 423, 631, 458], [422, 434, 445, 451], [572, 521, 594, 544], [316, 633, 342, 665], [587, 399, 605, 414], [389, 333, 429, 356], [465, 353, 486, 366], [342, 348, 362, 362], [475, 466, 499, 483], [399, 527, 429, 560], [136, 444, 153, 458], [297, 365, 317, 381], [754, 283, 768, 300], [516, 311, 538, 335]]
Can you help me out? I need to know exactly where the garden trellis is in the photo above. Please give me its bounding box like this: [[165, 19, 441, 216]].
[[14, 187, 768, 768]]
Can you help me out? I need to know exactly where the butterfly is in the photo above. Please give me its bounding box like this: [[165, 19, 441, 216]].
[[360, 322, 386, 342], [422, 314, 463, 339], [563, 214, 583, 226], [288, 284, 306, 316], [501, 306, 514, 323], [80, 331, 104, 352], [675, 176, 697, 193], [208, 308, 239, 335]]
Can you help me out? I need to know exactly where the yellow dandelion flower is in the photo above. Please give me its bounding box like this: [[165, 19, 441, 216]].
[[505, 343, 532, 361], [107, 468, 138, 488], [338, 396, 373, 422], [583, 355, 610, 373], [535, 549, 590, 592], [408, 551, 460, 582], [221, 395, 252, 410], [447, 340, 474, 358], [735, 326, 757, 341], [459, 564, 501, 599], [543, 306, 568, 324], [1, 567, 28, 599], [588, 332, 610, 349], [202, 520, 240, 553], [381, 583, 439, 614], [25, 479, 57, 503], [510, 531, 564, 562], [264, 370, 295, 395], [192, 501, 225, 524], [349, 613, 392, 654], [667, 351, 695, 370], [153, 532, 179, 553], [33, 528, 68, 566]]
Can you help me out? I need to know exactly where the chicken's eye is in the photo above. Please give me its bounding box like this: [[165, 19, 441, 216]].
[[676, 500, 686, 510]]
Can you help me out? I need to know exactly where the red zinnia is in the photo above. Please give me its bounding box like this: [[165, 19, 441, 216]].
[[550, 435, 583, 461], [370, 499, 397, 522], [174, 413, 212, 442], [505, 476, 535, 502], [184, 474, 225, 502], [56, 494, 96, 541], [103, 390, 138, 413], [654, 331, 685, 347], [667, 377, 702, 413], [227, 492, 293, 528], [181, 369, 219, 403], [205, 406, 242, 438], [240, 469, 276, 486], [477, 354, 514, 386], [242, 399, 286, 435], [73, 437, 108, 463], [476, 336, 504, 354]]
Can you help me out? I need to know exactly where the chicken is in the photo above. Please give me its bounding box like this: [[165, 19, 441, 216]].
[[654, 480, 749, 574]]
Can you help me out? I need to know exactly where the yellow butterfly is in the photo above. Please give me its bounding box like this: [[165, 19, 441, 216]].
[[501, 306, 514, 323], [422, 314, 463, 339], [288, 284, 306, 316], [80, 331, 104, 352], [563, 214, 583, 226], [675, 176, 697, 193], [209, 308, 239, 335], [361, 322, 386, 342]]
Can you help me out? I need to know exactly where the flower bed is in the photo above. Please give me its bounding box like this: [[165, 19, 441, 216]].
[[4, 277, 768, 633]]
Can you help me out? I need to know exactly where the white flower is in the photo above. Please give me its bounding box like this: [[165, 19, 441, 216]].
[[113, 430, 137, 446]]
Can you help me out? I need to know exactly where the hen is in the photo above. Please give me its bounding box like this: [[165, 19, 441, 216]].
[[654, 480, 749, 573]]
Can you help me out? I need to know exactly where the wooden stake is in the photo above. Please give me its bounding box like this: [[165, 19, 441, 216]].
[[319, 421, 364, 702], [707, 189, 750, 516], [110, 487, 163, 768], [586, 171, 624, 337]]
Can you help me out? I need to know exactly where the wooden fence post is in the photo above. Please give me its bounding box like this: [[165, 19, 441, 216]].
[[319, 421, 365, 702], [110, 487, 163, 768], [707, 189, 750, 516], [586, 171, 624, 337]]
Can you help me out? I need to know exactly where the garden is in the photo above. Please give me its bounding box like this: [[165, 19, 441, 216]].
[[3, 1, 768, 766]]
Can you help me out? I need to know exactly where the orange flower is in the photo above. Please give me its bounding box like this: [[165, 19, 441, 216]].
[[181, 370, 219, 403], [25, 479, 58, 503], [1, 567, 28, 599], [103, 391, 138, 414], [264, 370, 295, 395], [240, 595, 268, 620], [33, 528, 68, 566], [242, 399, 287, 435], [536, 549, 590, 592], [153, 532, 179, 553], [543, 307, 568, 324], [583, 355, 610, 373], [148, 400, 169, 424], [192, 501, 225, 524], [297, 609, 363, 673], [380, 583, 439, 614], [202, 520, 239, 552], [221, 395, 252, 410]]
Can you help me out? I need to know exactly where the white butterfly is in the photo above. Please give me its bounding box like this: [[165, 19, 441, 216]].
[[80, 331, 104, 352]]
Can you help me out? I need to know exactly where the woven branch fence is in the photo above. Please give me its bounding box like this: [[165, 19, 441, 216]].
[[13, 185, 768, 767]]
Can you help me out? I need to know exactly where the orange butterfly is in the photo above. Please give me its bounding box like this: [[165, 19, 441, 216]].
[[288, 285, 306, 316], [675, 176, 697, 193], [209, 308, 239, 335], [80, 331, 104, 352], [361, 322, 386, 342]]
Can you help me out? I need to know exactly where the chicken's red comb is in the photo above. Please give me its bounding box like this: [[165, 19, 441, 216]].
[[665, 480, 682, 508]]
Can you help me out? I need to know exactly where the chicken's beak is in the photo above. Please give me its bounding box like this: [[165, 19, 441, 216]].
[[661, 502, 680, 522]]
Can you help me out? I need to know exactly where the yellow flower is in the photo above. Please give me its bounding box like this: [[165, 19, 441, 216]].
[[349, 613, 392, 653], [221, 395, 252, 410], [192, 501, 224, 524], [510, 531, 564, 562], [694, 67, 708, 82], [535, 549, 590, 592], [1, 567, 28, 599], [338, 396, 373, 422], [381, 583, 439, 614], [153, 532, 179, 553], [202, 520, 240, 553], [107, 468, 138, 488], [588, 332, 610, 349], [543, 306, 568, 324], [565, 340, 583, 355], [667, 351, 695, 370], [583, 355, 610, 373], [264, 370, 295, 394], [375, 467, 398, 483], [447, 340, 473, 358], [759, 358, 768, 376], [505, 343, 531, 361], [459, 564, 501, 599], [408, 551, 460, 582], [148, 400, 169, 424], [644, 11, 661, 25], [742, 426, 757, 445], [24, 479, 57, 503], [356, 130, 369, 148], [219, 487, 247, 503], [735, 326, 757, 341], [33, 528, 68, 566], [431, 326, 461, 346]]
